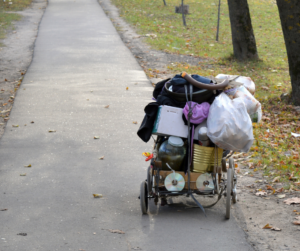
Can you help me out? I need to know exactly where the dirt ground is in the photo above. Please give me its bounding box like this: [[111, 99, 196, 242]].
[[1, 0, 300, 250], [0, 0, 46, 138], [99, 0, 300, 250]]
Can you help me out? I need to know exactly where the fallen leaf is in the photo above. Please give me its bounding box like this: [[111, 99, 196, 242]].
[[271, 227, 281, 231], [276, 187, 284, 193], [0, 209, 8, 211], [93, 194, 103, 198], [94, 136, 100, 139], [284, 197, 300, 205], [295, 216, 300, 220], [277, 194, 286, 199], [293, 221, 300, 225], [99, 156, 104, 160], [17, 233, 27, 236], [272, 176, 280, 182], [12, 125, 19, 127], [5, 79, 7, 81], [30, 121, 34, 123], [3, 103, 8, 106], [104, 105, 109, 108], [256, 191, 267, 197], [126, 87, 129, 90], [24, 164, 31, 168], [132, 121, 138, 124], [108, 229, 125, 234], [263, 223, 273, 229], [48, 130, 56, 133], [20, 173, 26, 176], [266, 185, 274, 190]]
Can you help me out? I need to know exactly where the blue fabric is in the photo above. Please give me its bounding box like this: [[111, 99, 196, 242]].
[[169, 74, 212, 86]]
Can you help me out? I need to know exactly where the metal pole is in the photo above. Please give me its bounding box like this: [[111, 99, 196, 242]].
[[216, 0, 221, 41], [163, 0, 167, 6], [181, 0, 186, 26]]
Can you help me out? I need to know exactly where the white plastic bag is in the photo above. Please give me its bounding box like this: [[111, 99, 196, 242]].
[[233, 85, 261, 122], [207, 93, 254, 152], [216, 74, 256, 95]]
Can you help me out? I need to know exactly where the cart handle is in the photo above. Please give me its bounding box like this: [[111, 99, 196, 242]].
[[181, 72, 229, 90]]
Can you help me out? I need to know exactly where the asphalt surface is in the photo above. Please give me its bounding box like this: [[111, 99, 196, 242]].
[[0, 0, 254, 250]]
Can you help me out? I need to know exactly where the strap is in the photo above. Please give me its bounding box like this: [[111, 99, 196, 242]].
[[184, 84, 206, 216]]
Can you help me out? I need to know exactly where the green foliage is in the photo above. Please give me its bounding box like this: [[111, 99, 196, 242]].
[[0, 0, 33, 41]]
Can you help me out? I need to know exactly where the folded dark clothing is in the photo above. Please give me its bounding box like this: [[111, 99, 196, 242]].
[[137, 102, 159, 143]]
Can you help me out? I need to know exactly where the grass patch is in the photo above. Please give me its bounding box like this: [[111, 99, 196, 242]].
[[111, 0, 300, 187], [0, 0, 33, 41]]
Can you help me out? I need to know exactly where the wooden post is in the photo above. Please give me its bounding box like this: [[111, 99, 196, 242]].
[[181, 0, 186, 26], [216, 0, 221, 41]]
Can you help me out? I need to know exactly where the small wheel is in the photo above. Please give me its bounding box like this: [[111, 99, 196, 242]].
[[229, 157, 237, 204], [140, 181, 148, 214], [226, 168, 232, 219], [147, 166, 153, 196]]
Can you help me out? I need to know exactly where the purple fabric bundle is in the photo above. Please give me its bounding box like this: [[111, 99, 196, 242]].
[[183, 101, 210, 124]]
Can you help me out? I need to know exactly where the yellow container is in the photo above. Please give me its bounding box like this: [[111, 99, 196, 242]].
[[192, 144, 223, 173]]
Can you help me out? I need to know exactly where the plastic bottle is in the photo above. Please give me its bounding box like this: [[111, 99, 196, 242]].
[[198, 127, 210, 147]]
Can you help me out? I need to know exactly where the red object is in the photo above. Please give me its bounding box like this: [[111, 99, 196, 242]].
[[145, 154, 154, 162]]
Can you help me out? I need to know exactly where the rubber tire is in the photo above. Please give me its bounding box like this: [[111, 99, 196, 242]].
[[229, 158, 237, 204], [140, 181, 148, 214], [226, 168, 232, 219], [147, 166, 153, 196]]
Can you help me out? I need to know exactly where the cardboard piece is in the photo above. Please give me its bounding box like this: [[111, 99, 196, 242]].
[[155, 170, 203, 190]]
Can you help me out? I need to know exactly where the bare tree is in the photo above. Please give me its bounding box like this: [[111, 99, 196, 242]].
[[276, 0, 300, 105], [227, 0, 258, 61]]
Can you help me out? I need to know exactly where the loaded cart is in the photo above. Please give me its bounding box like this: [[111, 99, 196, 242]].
[[137, 72, 260, 219]]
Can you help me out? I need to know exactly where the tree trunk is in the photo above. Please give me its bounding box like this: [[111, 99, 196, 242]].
[[276, 0, 300, 105], [227, 0, 258, 61]]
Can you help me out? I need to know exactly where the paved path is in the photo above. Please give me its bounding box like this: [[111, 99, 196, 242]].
[[0, 0, 253, 250]]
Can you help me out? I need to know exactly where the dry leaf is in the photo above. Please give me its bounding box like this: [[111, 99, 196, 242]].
[[272, 176, 280, 182], [132, 121, 138, 124], [12, 125, 19, 127], [94, 136, 100, 139], [266, 185, 274, 190], [126, 87, 129, 90], [30, 121, 34, 123], [263, 223, 273, 229], [284, 197, 300, 205], [108, 229, 125, 234], [0, 209, 8, 211], [24, 164, 31, 168], [20, 173, 26, 176], [256, 191, 267, 197], [271, 227, 281, 231], [277, 194, 286, 199], [93, 194, 103, 198], [48, 130, 56, 133], [276, 187, 284, 193], [295, 216, 300, 220], [99, 156, 104, 160], [293, 221, 300, 225], [104, 105, 109, 108]]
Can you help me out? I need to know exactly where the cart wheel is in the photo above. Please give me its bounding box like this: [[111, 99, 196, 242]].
[[229, 157, 237, 204], [147, 166, 153, 196], [140, 181, 148, 214], [226, 168, 232, 219]]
